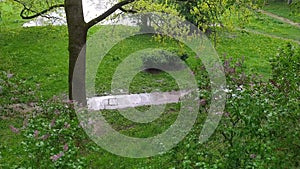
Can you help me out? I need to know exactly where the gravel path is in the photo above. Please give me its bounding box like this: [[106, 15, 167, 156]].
[[259, 10, 300, 29], [235, 28, 300, 45], [235, 10, 300, 45]]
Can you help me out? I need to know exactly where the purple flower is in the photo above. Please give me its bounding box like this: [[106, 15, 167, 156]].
[[64, 122, 70, 129], [63, 144, 68, 152], [9, 125, 19, 134], [50, 118, 56, 127], [88, 119, 93, 125], [78, 121, 85, 128], [50, 152, 64, 161], [7, 73, 14, 79], [199, 99, 207, 106], [40, 134, 50, 140], [224, 112, 230, 117], [54, 109, 60, 115], [34, 130, 39, 138], [215, 112, 224, 115], [63, 99, 74, 104], [23, 118, 29, 128], [250, 154, 257, 159]]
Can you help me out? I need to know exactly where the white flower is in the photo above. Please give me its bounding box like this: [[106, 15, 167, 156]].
[[224, 88, 232, 93], [237, 85, 244, 91]]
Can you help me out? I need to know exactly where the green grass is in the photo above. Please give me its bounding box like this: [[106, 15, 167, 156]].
[[0, 118, 27, 168], [1, 3, 300, 167], [216, 30, 292, 80], [263, 1, 300, 23], [245, 13, 300, 42], [93, 33, 194, 95], [0, 26, 69, 99], [1, 25, 294, 167], [0, 16, 297, 99]]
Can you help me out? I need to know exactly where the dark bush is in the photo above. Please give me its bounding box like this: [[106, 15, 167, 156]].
[[142, 48, 189, 73]]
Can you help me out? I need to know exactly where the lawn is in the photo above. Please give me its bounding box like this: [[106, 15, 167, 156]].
[[263, 1, 300, 23], [1, 1, 300, 168], [244, 12, 300, 42]]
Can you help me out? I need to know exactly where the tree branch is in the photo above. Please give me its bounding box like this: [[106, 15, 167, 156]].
[[13, 0, 64, 19], [119, 7, 137, 14], [86, 0, 135, 29], [20, 4, 65, 19]]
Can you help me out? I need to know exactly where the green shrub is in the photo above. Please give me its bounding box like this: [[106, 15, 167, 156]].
[[167, 48, 300, 168], [270, 43, 300, 96], [142, 48, 189, 73]]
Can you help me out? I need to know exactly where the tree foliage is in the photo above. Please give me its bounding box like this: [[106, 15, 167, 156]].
[[157, 0, 264, 32]]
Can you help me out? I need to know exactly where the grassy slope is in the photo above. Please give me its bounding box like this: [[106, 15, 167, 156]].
[[0, 24, 298, 168], [216, 30, 289, 80], [0, 26, 68, 167], [263, 1, 300, 23], [244, 13, 300, 42], [1, 2, 300, 167], [1, 25, 294, 167], [0, 6, 68, 165], [1, 26, 292, 98], [0, 26, 69, 99]]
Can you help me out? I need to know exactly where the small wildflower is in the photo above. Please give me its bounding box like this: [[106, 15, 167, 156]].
[[237, 85, 244, 91], [63, 99, 73, 104], [250, 154, 256, 159], [187, 106, 194, 111], [54, 109, 60, 115], [28, 102, 36, 107], [235, 61, 242, 67], [215, 112, 224, 115], [34, 130, 39, 138], [11, 97, 18, 101], [50, 118, 56, 127], [64, 122, 70, 129], [78, 121, 85, 128], [88, 118, 94, 125], [51, 95, 58, 101], [199, 99, 207, 106], [224, 112, 230, 117], [7, 73, 14, 79], [63, 144, 68, 152], [227, 68, 235, 74], [224, 88, 232, 93], [50, 152, 64, 161], [9, 125, 19, 134], [224, 60, 230, 68], [40, 134, 50, 140], [23, 118, 29, 128]]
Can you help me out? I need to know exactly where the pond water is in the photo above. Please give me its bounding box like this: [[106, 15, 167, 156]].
[[23, 0, 136, 27]]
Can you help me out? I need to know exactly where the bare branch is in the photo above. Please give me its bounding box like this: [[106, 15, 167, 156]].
[[20, 4, 64, 19], [13, 0, 64, 19], [86, 0, 135, 29], [119, 7, 137, 14]]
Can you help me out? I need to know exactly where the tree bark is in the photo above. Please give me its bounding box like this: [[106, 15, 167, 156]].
[[63, 0, 135, 106], [65, 0, 88, 106]]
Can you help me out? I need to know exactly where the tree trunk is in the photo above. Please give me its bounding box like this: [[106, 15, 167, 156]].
[[65, 0, 88, 106]]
